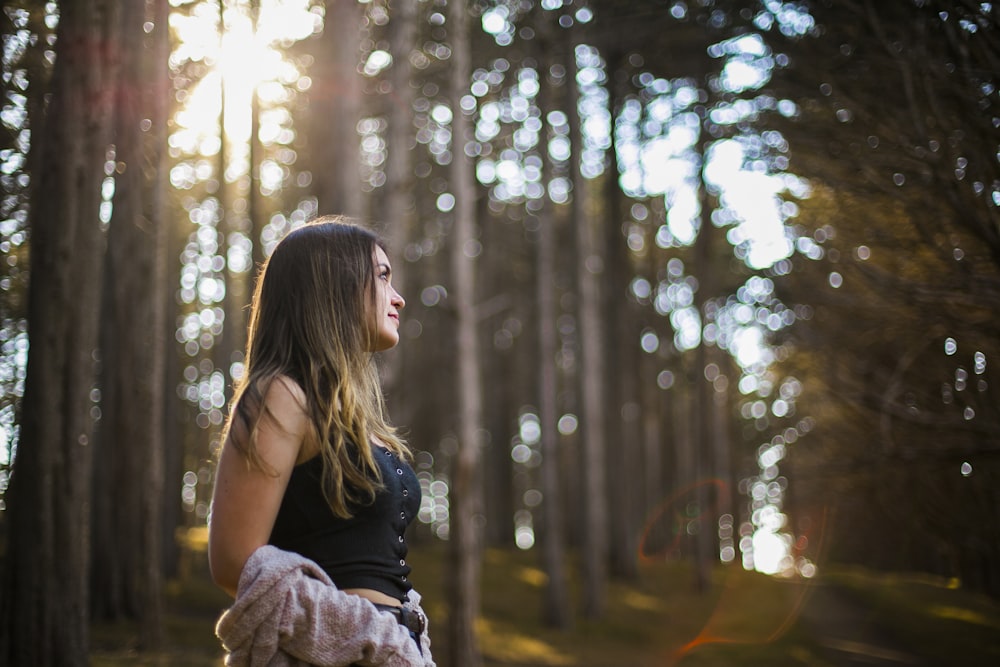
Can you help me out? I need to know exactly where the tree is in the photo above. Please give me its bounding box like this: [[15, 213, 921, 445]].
[[0, 2, 122, 664], [380, 0, 419, 420], [580, 0, 791, 590], [445, 1, 485, 665], [0, 2, 48, 509], [307, 0, 365, 217], [765, 0, 1000, 595], [534, 9, 571, 629], [569, 38, 610, 620], [90, 0, 170, 651]]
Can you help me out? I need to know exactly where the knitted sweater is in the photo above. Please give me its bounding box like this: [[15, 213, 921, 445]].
[[216, 545, 434, 666]]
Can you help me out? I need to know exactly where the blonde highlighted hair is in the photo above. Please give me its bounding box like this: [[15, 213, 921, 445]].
[[223, 216, 407, 518]]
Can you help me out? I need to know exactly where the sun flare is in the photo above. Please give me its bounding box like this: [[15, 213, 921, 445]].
[[171, 1, 320, 154]]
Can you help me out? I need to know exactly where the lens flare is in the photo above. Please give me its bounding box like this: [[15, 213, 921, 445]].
[[639, 484, 828, 664]]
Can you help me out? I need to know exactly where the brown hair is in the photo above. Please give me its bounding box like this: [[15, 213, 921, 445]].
[[223, 216, 407, 518]]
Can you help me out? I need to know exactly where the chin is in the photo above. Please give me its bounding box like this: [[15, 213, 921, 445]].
[[375, 336, 399, 352]]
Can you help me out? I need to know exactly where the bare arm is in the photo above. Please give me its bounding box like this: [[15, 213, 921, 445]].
[[208, 377, 310, 596]]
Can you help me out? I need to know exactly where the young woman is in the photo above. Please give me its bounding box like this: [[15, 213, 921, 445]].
[[209, 218, 432, 666]]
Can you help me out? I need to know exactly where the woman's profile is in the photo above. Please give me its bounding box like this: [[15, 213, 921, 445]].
[[209, 217, 433, 666]]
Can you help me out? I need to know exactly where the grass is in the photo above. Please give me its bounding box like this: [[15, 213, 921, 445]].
[[89, 539, 1000, 666], [819, 567, 1000, 667], [90, 565, 230, 666]]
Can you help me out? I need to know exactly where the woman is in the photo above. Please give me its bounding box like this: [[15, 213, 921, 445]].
[[209, 217, 432, 666]]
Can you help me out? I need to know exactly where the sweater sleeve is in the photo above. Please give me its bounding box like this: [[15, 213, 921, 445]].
[[402, 591, 435, 667], [217, 545, 428, 666]]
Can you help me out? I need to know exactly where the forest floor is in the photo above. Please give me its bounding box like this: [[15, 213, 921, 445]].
[[90, 536, 1000, 666]]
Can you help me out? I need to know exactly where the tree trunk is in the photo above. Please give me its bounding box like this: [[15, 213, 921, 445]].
[[0, 2, 121, 664], [709, 345, 734, 567], [674, 353, 695, 504], [479, 215, 516, 549], [535, 201, 571, 628], [446, 2, 484, 665], [161, 147, 189, 582], [217, 0, 247, 403], [535, 17, 571, 628], [140, 0, 170, 648], [570, 40, 608, 620], [384, 0, 417, 270], [602, 48, 641, 581], [313, 0, 364, 217], [381, 0, 418, 414], [641, 344, 664, 539], [247, 0, 267, 276], [691, 146, 716, 591], [91, 8, 169, 650]]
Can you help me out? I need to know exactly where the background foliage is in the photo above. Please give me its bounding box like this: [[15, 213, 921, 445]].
[[0, 0, 997, 665]]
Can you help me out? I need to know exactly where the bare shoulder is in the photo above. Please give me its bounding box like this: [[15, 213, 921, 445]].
[[261, 375, 320, 463], [261, 375, 309, 435], [209, 374, 309, 595]]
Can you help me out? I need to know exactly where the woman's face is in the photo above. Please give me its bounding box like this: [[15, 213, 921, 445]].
[[370, 245, 405, 352]]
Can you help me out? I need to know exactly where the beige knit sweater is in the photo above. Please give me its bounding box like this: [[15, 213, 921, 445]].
[[216, 545, 434, 666]]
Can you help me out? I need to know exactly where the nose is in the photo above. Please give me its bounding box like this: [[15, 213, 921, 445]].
[[392, 287, 405, 309]]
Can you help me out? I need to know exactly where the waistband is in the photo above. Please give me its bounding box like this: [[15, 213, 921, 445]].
[[373, 603, 426, 635]]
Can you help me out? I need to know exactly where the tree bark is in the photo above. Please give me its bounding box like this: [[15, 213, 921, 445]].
[[569, 39, 608, 620], [691, 144, 716, 592], [535, 23, 570, 626], [216, 0, 247, 404], [446, 2, 484, 666], [602, 47, 641, 582], [91, 8, 169, 650], [0, 2, 121, 664], [381, 0, 418, 415], [312, 0, 364, 217], [141, 0, 170, 649]]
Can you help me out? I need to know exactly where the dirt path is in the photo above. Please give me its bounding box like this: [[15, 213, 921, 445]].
[[798, 582, 925, 666]]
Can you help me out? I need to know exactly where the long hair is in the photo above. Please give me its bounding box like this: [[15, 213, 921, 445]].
[[223, 216, 408, 518]]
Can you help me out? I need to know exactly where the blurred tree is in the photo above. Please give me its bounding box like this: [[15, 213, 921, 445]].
[[532, 7, 572, 630], [305, 0, 365, 217], [582, 0, 791, 589], [600, 42, 645, 584], [767, 0, 1000, 596], [384, 0, 419, 278], [214, 0, 247, 409], [445, 1, 485, 664], [90, 0, 170, 651], [568, 36, 611, 620], [0, 2, 47, 516], [0, 1, 122, 664], [380, 0, 419, 417]]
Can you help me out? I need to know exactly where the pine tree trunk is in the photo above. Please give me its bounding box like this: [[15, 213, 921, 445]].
[[446, 2, 484, 665], [313, 0, 364, 217], [0, 2, 121, 664], [216, 0, 246, 403], [535, 185, 571, 629], [569, 40, 608, 620], [602, 47, 641, 581], [90, 1, 169, 651], [140, 0, 170, 649], [535, 15, 571, 628], [692, 148, 715, 592], [381, 0, 418, 416], [384, 0, 417, 266]]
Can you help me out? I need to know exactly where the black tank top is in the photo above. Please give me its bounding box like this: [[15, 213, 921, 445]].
[[268, 445, 421, 602]]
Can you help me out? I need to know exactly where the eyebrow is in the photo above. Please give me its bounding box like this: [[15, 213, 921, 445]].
[[376, 262, 392, 274]]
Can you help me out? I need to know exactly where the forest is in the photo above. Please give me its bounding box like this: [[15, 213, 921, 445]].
[[0, 1, 998, 666]]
